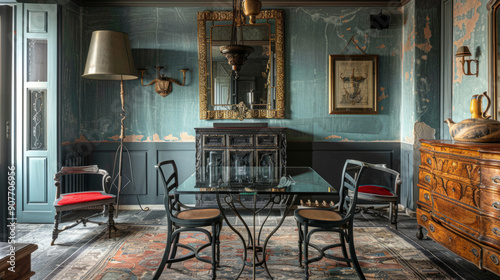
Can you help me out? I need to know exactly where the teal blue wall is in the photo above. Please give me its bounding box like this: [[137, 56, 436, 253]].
[[61, 3, 81, 146], [61, 6, 405, 145], [452, 0, 490, 122], [401, 0, 442, 144]]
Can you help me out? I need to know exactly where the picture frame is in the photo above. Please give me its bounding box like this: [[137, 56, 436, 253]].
[[329, 54, 379, 114]]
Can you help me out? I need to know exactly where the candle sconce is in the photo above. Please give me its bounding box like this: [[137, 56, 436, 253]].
[[139, 66, 188, 97], [455, 46, 478, 77]]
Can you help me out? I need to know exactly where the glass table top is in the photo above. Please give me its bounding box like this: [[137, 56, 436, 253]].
[[176, 166, 337, 195]]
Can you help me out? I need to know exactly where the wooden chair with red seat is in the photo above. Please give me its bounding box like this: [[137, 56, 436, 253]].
[[349, 162, 401, 229], [51, 165, 117, 246]]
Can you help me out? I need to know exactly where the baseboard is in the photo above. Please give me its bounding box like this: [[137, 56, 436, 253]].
[[118, 204, 165, 211]]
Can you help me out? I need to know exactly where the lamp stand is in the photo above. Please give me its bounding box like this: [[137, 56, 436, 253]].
[[111, 78, 149, 217]]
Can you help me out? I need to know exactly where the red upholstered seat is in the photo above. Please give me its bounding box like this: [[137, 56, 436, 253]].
[[359, 185, 394, 197], [57, 192, 113, 206]]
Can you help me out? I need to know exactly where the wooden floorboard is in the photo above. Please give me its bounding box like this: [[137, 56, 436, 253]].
[[15, 209, 500, 280]]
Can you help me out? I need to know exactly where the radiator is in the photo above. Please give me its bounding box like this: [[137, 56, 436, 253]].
[[63, 152, 87, 193]]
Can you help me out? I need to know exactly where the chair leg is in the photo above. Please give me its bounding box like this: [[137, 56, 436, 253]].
[[51, 211, 61, 246], [303, 223, 309, 279], [297, 222, 303, 268], [153, 224, 174, 280], [216, 222, 222, 266], [391, 202, 398, 229], [108, 204, 117, 238], [211, 223, 217, 280], [347, 225, 365, 280], [166, 228, 180, 269], [339, 231, 351, 267]]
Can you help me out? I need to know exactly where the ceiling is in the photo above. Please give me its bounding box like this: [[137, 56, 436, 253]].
[[69, 0, 408, 7]]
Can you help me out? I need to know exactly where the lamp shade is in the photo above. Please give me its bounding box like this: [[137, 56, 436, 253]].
[[82, 30, 138, 80], [456, 46, 472, 57]]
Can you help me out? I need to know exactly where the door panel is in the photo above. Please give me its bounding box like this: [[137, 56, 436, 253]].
[[27, 157, 47, 204], [17, 4, 58, 223]]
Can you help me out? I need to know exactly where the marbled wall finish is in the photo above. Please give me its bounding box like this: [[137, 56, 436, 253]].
[[63, 6, 404, 144], [452, 0, 489, 122], [400, 0, 441, 144], [401, 1, 416, 143]]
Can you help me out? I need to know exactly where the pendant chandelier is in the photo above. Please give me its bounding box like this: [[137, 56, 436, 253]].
[[220, 0, 261, 75]]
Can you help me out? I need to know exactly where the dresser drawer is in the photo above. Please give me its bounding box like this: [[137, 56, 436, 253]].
[[256, 134, 278, 147], [417, 207, 431, 229], [434, 176, 480, 208], [481, 216, 500, 243], [426, 221, 482, 267], [432, 195, 481, 238], [418, 168, 433, 189], [484, 248, 500, 275], [432, 155, 480, 184], [420, 151, 434, 170], [481, 167, 500, 191], [228, 135, 254, 147], [481, 190, 500, 218], [418, 185, 432, 206], [203, 134, 225, 147]]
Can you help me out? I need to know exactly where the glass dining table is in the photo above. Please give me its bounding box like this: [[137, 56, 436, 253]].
[[175, 166, 336, 280]]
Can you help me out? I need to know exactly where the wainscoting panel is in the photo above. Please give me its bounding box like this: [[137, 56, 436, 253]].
[[63, 141, 403, 206]]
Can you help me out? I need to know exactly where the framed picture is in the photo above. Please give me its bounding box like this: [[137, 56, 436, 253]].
[[329, 55, 379, 114]]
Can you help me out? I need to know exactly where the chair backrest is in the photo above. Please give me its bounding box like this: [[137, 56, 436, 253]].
[[337, 160, 366, 220], [155, 160, 179, 219], [357, 162, 402, 196], [53, 165, 110, 199]]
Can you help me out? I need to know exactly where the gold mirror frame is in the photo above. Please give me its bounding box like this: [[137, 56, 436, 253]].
[[488, 0, 500, 119], [197, 10, 285, 120]]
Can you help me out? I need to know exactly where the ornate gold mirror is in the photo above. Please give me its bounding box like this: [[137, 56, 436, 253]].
[[489, 0, 500, 119], [197, 10, 284, 120]]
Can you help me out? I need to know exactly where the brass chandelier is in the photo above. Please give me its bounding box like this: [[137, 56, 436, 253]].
[[220, 0, 262, 75]]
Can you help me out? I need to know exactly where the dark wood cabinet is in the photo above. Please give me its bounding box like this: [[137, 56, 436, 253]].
[[417, 140, 500, 276], [195, 127, 287, 207]]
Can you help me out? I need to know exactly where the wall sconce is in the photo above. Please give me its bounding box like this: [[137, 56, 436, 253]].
[[456, 46, 478, 77], [139, 66, 188, 97]]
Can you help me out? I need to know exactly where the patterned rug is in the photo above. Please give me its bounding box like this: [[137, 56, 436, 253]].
[[48, 223, 457, 279]]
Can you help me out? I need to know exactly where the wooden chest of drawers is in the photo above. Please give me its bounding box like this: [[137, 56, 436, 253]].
[[417, 140, 500, 276]]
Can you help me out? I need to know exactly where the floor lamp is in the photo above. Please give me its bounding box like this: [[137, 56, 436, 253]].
[[82, 30, 138, 217]]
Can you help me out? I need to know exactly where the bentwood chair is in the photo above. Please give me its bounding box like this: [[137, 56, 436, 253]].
[[52, 165, 116, 246], [294, 159, 367, 280], [153, 160, 223, 280], [351, 162, 402, 228]]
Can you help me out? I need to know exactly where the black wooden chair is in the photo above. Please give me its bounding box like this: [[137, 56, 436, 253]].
[[153, 160, 223, 280], [52, 165, 116, 246], [294, 159, 367, 280], [351, 162, 401, 229]]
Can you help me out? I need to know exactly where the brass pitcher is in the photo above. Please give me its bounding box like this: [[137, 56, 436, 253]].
[[470, 91, 491, 119]]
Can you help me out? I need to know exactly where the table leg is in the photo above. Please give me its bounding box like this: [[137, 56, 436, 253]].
[[216, 192, 247, 279], [261, 194, 298, 279], [216, 192, 296, 279]]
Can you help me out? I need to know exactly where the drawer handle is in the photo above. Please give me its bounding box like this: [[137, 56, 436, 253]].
[[424, 193, 430, 201], [493, 202, 500, 210], [421, 214, 428, 222], [493, 176, 500, 185], [493, 227, 500, 237], [491, 255, 499, 265], [471, 248, 479, 258], [425, 175, 431, 183], [429, 224, 435, 232], [427, 158, 432, 165]]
